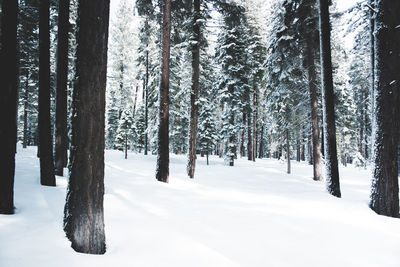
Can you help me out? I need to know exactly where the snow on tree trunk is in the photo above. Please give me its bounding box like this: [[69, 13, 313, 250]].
[[39, 0, 56, 186], [369, 0, 400, 218], [187, 0, 201, 179], [156, 0, 172, 183], [286, 129, 291, 174], [63, 0, 110, 254], [55, 0, 70, 176], [0, 0, 18, 214], [318, 0, 341, 197]]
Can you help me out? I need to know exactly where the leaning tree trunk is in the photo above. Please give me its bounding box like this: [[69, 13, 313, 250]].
[[0, 0, 18, 215], [369, 0, 400, 218], [39, 0, 56, 186], [304, 36, 323, 181], [156, 0, 172, 183], [318, 0, 341, 197], [54, 0, 70, 176], [63, 0, 110, 254], [187, 0, 201, 178]]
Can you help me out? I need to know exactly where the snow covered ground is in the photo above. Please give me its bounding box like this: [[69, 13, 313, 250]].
[[1, 146, 399, 267]]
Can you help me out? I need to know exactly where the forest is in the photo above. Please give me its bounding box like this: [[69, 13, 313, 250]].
[[0, 0, 399, 265]]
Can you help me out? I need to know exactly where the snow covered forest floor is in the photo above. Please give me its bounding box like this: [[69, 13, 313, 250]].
[[1, 146, 399, 267]]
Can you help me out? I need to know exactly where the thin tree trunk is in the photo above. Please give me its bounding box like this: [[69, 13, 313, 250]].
[[369, 0, 400, 217], [247, 110, 252, 161], [206, 150, 209, 165], [23, 72, 29, 149], [258, 120, 264, 158], [296, 138, 300, 162], [156, 0, 172, 183], [286, 129, 291, 174], [63, 0, 110, 254], [133, 85, 138, 115], [39, 0, 56, 186], [187, 0, 201, 178], [252, 90, 257, 162], [144, 50, 149, 155], [124, 134, 128, 159], [0, 0, 18, 214], [318, 0, 341, 197], [55, 0, 70, 176], [240, 112, 245, 157]]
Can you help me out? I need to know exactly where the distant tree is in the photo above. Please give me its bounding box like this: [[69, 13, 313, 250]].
[[0, 0, 18, 215], [63, 0, 110, 254], [54, 0, 70, 176], [318, 0, 340, 197], [39, 0, 56, 186], [156, 0, 172, 183], [369, 0, 400, 218]]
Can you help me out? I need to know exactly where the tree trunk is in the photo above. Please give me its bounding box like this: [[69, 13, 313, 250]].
[[63, 0, 110, 254], [133, 85, 138, 115], [144, 50, 149, 155], [156, 0, 171, 183], [0, 0, 18, 214], [369, 0, 400, 218], [318, 0, 341, 197], [258, 120, 264, 158], [187, 0, 201, 178], [369, 0, 375, 160], [296, 138, 300, 162], [247, 110, 252, 161], [286, 129, 291, 174], [23, 72, 29, 149], [206, 150, 209, 165], [240, 112, 245, 157], [55, 0, 70, 176], [252, 90, 257, 162], [39, 0, 56, 186], [124, 134, 128, 159]]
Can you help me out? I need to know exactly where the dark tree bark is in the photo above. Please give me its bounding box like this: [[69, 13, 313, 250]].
[[304, 36, 323, 181], [0, 0, 18, 215], [369, 0, 400, 218], [39, 0, 56, 186], [253, 91, 257, 162], [156, 0, 171, 183], [318, 0, 341, 197], [187, 0, 201, 178], [258, 120, 264, 159], [54, 0, 70, 176], [144, 52, 148, 155], [369, 0, 375, 159], [63, 0, 110, 254], [240, 112, 245, 157]]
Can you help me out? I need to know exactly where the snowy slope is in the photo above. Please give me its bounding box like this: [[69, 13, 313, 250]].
[[1, 146, 399, 267]]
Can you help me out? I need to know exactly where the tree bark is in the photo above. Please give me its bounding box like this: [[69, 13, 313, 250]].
[[23, 72, 29, 149], [55, 0, 70, 176], [369, 0, 400, 217], [247, 110, 252, 161], [252, 90, 257, 161], [39, 0, 56, 186], [187, 0, 201, 178], [258, 120, 264, 158], [286, 129, 291, 174], [0, 0, 18, 214], [318, 0, 341, 197], [369, 0, 375, 159], [156, 0, 171, 183], [144, 50, 149, 155], [63, 0, 110, 254]]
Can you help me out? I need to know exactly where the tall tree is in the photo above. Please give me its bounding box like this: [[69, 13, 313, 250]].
[[0, 0, 18, 214], [63, 0, 110, 254], [156, 0, 172, 183], [187, 0, 201, 178], [54, 0, 70, 176], [318, 0, 340, 197], [369, 0, 400, 217], [39, 0, 56, 186]]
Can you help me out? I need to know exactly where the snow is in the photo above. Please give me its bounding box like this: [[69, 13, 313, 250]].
[[1, 146, 400, 267]]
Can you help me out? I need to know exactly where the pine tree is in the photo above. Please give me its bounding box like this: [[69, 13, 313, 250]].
[[115, 108, 134, 159], [39, 0, 56, 186], [369, 0, 400, 218], [318, 0, 341, 197], [63, 0, 110, 254], [0, 0, 19, 215], [54, 0, 70, 176]]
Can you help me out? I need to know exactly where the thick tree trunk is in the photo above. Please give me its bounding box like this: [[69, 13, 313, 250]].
[[369, 0, 400, 218], [55, 0, 70, 176], [318, 0, 341, 197], [144, 50, 149, 155], [63, 0, 110, 254], [187, 0, 201, 178], [369, 0, 375, 159], [286, 129, 291, 174], [39, 0, 56, 186], [305, 37, 322, 180], [156, 0, 171, 183], [0, 0, 18, 214]]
